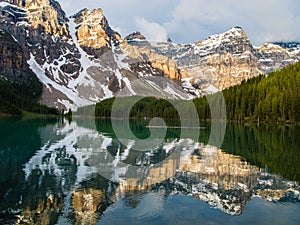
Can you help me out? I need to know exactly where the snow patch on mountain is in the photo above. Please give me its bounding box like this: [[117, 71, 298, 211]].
[[28, 53, 92, 110], [204, 84, 219, 94], [194, 27, 246, 56], [164, 84, 186, 99], [67, 18, 94, 89]]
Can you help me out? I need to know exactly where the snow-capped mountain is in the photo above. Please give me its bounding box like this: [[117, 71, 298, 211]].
[[0, 0, 187, 110], [0, 0, 299, 110], [132, 27, 300, 95], [256, 42, 300, 73]]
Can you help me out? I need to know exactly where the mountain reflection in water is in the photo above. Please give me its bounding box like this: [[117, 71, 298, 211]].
[[0, 118, 299, 225]]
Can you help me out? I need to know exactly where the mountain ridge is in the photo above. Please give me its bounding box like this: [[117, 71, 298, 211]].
[[0, 0, 299, 110], [146, 27, 300, 94]]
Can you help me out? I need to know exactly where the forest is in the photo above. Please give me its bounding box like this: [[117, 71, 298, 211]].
[[95, 62, 300, 123], [221, 61, 300, 122], [0, 75, 59, 116]]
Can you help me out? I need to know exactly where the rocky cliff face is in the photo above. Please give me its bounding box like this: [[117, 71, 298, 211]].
[[120, 41, 181, 82], [0, 28, 30, 81], [71, 8, 121, 55]]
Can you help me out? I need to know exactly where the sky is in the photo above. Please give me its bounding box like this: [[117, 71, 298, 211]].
[[58, 0, 300, 46]]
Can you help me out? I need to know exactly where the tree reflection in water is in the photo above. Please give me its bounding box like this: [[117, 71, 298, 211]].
[[0, 118, 299, 224]]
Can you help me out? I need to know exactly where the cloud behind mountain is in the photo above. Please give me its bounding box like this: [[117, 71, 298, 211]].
[[59, 0, 300, 45]]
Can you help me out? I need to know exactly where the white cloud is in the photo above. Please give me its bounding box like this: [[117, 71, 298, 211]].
[[164, 0, 300, 45], [135, 17, 169, 42], [57, 0, 300, 45]]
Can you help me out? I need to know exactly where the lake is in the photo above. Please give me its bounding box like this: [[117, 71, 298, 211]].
[[0, 117, 299, 225]]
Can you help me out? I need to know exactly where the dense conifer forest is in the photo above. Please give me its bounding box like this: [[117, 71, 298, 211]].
[[221, 61, 300, 122], [0, 76, 59, 116]]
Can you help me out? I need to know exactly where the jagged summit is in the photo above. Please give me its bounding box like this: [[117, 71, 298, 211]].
[[0, 0, 68, 36], [124, 31, 146, 41], [256, 41, 300, 73], [71, 8, 121, 52], [194, 26, 252, 56], [196, 26, 247, 43], [257, 42, 286, 53], [1, 0, 48, 7]]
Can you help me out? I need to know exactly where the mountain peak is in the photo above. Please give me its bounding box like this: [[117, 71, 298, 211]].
[[231, 26, 244, 31], [72, 8, 104, 21], [195, 26, 248, 46], [71, 7, 121, 51], [227, 26, 246, 35], [124, 31, 146, 41], [193, 26, 252, 58], [257, 42, 286, 53], [0, 0, 50, 8], [0, 0, 68, 36]]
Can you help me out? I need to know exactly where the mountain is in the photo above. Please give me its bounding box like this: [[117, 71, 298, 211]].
[[0, 0, 187, 111], [133, 27, 300, 95], [256, 42, 300, 73], [0, 0, 299, 110]]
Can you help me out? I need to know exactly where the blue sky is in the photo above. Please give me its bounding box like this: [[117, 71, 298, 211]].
[[58, 0, 300, 46]]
